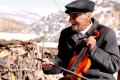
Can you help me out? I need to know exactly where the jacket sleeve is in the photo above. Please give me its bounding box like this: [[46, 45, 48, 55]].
[[89, 29, 120, 73]]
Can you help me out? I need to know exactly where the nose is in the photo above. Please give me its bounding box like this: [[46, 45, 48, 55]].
[[69, 16, 75, 23], [69, 15, 74, 20], [69, 20, 74, 25]]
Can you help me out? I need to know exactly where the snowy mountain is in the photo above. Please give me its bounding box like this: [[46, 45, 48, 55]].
[[0, 11, 41, 25], [0, 0, 119, 42]]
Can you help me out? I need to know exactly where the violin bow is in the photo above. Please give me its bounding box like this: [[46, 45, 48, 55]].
[[35, 58, 90, 80]]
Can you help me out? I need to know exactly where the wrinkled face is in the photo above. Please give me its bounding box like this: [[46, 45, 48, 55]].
[[69, 12, 92, 32]]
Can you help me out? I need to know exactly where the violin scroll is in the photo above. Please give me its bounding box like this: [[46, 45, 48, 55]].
[[92, 28, 100, 39]]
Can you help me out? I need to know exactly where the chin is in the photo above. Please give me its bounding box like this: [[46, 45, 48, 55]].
[[72, 26, 78, 31], [72, 26, 83, 32]]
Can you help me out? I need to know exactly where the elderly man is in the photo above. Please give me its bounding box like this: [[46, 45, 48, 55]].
[[42, 0, 120, 80]]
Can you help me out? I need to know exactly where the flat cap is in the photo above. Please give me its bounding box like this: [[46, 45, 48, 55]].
[[65, 0, 95, 14]]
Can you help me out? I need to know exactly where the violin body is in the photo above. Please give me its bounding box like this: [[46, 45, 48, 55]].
[[59, 54, 91, 80], [67, 54, 91, 74], [66, 54, 91, 80]]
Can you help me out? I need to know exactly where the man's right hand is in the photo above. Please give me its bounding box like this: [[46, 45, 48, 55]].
[[42, 58, 54, 70]]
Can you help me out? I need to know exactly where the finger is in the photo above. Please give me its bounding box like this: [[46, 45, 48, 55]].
[[42, 58, 49, 63], [84, 38, 87, 42], [42, 64, 52, 70], [49, 62, 54, 65]]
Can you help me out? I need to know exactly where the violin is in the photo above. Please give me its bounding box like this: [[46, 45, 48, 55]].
[[61, 29, 100, 80]]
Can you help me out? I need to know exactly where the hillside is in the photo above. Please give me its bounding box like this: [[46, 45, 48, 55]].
[[0, 17, 28, 33], [0, 0, 119, 42]]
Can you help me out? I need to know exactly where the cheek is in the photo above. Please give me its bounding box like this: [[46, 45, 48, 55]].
[[79, 17, 89, 23], [77, 18, 86, 24]]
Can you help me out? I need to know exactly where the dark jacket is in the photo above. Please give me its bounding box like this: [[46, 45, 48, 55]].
[[43, 19, 120, 80]]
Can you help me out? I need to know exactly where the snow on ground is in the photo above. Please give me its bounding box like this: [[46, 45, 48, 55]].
[[0, 32, 38, 41]]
